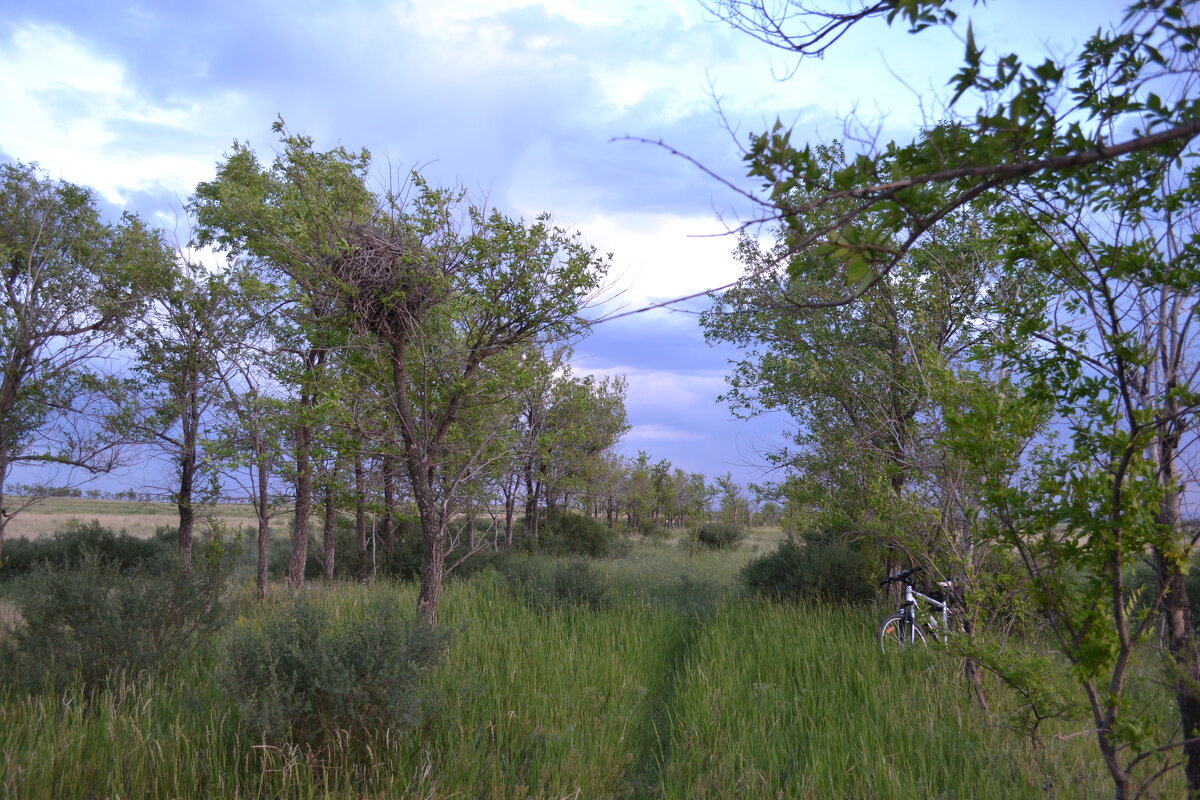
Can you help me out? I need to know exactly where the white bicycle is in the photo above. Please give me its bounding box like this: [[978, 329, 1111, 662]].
[[878, 566, 958, 652]]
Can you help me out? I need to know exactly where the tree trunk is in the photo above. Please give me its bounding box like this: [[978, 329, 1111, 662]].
[[321, 464, 337, 585], [176, 384, 200, 575], [0, 463, 9, 560], [255, 453, 270, 600], [288, 420, 312, 588], [417, 519, 446, 626], [178, 496, 195, 576], [355, 456, 368, 582], [504, 484, 516, 548], [1154, 431, 1200, 794], [381, 454, 396, 550], [410, 466, 446, 626]]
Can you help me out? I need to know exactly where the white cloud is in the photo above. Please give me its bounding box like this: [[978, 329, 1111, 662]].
[[580, 364, 726, 410], [0, 23, 248, 205], [625, 423, 706, 442], [561, 211, 743, 310]]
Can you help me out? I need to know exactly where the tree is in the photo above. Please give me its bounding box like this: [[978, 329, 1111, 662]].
[[128, 261, 237, 573], [517, 353, 629, 531], [696, 1, 1200, 795], [698, 0, 1200, 305], [0, 163, 172, 556], [206, 264, 293, 598], [944, 164, 1200, 798], [194, 130, 608, 624], [703, 148, 1002, 572], [192, 127, 373, 588], [339, 180, 608, 624]]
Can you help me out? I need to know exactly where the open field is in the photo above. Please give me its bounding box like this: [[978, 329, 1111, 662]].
[[0, 538, 1183, 799], [1, 497, 293, 540]]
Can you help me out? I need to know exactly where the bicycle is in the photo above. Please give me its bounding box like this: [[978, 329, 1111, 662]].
[[878, 566, 958, 652]]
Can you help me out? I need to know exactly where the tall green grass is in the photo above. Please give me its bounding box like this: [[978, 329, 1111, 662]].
[[657, 601, 1141, 799], [0, 550, 1186, 798]]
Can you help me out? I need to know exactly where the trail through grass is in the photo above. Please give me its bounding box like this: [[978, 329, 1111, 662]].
[[0, 539, 1186, 798]]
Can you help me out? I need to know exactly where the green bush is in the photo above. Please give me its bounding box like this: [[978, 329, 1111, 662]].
[[538, 510, 616, 558], [0, 520, 171, 580], [695, 522, 744, 551], [640, 524, 671, 540], [497, 556, 610, 610], [377, 515, 426, 579], [0, 548, 228, 693], [223, 595, 448, 752], [741, 537, 875, 604], [452, 545, 524, 579]]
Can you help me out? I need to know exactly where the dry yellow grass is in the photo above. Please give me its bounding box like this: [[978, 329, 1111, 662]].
[[3, 498, 293, 540]]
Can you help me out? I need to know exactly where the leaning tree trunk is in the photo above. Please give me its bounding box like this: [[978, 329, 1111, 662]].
[[0, 461, 10, 560], [504, 479, 517, 548]]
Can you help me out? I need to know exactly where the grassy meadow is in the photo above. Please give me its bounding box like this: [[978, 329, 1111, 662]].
[[0, 510, 1185, 799], [1, 496, 293, 540]]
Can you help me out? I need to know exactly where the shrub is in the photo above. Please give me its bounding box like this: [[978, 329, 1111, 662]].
[[0, 520, 171, 580], [497, 556, 610, 610], [223, 595, 448, 752], [640, 524, 671, 541], [538, 510, 616, 558], [377, 515, 426, 579], [695, 522, 744, 551], [0, 548, 229, 693], [452, 545, 524, 579], [741, 537, 875, 604]]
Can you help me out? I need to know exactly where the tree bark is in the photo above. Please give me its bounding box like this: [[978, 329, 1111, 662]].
[[1154, 427, 1200, 794], [381, 454, 396, 551], [288, 418, 312, 588], [255, 448, 270, 600], [0, 462, 9, 560], [321, 462, 337, 584], [416, 513, 446, 626], [504, 479, 516, 548], [176, 377, 201, 576], [409, 458, 446, 626], [355, 455, 368, 582]]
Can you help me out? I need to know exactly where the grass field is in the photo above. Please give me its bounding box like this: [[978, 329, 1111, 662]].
[[0, 527, 1186, 798], [1, 496, 293, 540]]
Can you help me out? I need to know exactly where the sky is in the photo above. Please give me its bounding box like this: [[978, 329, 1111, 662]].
[[0, 0, 1125, 491]]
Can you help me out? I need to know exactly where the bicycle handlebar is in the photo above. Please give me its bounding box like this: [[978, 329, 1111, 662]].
[[879, 565, 923, 587]]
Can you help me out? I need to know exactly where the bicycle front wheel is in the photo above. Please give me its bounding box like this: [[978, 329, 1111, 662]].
[[879, 613, 926, 652]]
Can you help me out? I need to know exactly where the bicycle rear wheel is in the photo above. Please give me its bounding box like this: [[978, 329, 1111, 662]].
[[879, 613, 926, 652]]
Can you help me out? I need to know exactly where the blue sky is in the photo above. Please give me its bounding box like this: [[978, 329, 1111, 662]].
[[0, 0, 1122, 488]]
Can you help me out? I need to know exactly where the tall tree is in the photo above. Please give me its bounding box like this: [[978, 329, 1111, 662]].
[[194, 131, 607, 623], [338, 180, 608, 624], [128, 262, 235, 572], [703, 153, 1000, 566], [0, 163, 172, 555], [696, 1, 1200, 795], [192, 126, 373, 588]]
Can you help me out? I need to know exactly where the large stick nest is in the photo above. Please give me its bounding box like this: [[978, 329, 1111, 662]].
[[330, 223, 434, 339]]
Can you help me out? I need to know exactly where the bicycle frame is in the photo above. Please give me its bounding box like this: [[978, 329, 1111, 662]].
[[881, 566, 955, 647], [899, 582, 951, 644]]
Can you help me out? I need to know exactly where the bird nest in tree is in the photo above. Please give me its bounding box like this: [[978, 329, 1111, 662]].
[[330, 223, 431, 337]]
